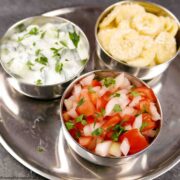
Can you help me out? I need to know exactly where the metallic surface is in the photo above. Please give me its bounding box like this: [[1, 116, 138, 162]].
[[0, 6, 179, 180], [95, 0, 180, 80], [59, 70, 163, 166], [0, 16, 90, 99]]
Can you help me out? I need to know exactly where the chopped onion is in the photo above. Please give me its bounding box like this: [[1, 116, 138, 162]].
[[80, 73, 95, 86], [83, 123, 102, 136], [115, 73, 124, 89], [120, 138, 130, 156], [105, 97, 120, 116], [129, 96, 141, 107], [95, 141, 112, 157], [121, 107, 135, 116], [99, 86, 109, 97], [67, 105, 78, 118], [118, 93, 130, 109], [132, 114, 142, 130], [64, 99, 73, 111], [73, 84, 82, 99], [142, 129, 156, 137], [150, 103, 161, 121], [124, 125, 132, 131], [92, 86, 101, 93], [109, 142, 121, 157]]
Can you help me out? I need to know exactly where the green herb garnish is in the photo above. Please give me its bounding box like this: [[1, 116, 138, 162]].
[[29, 27, 39, 35], [69, 31, 80, 48], [81, 59, 87, 65], [35, 49, 41, 56], [65, 121, 74, 130], [92, 127, 103, 136], [35, 79, 42, 86], [112, 124, 125, 141], [111, 132, 120, 142], [88, 86, 95, 93], [77, 98, 85, 107], [55, 62, 63, 73], [16, 23, 26, 32], [140, 121, 149, 131], [26, 60, 34, 70], [102, 77, 115, 87], [7, 59, 14, 67], [50, 47, 61, 59], [33, 42, 36, 46], [112, 93, 120, 98], [113, 104, 122, 113], [60, 40, 68, 47], [76, 131, 81, 139], [36, 145, 45, 153], [131, 91, 140, 97], [76, 115, 87, 125], [40, 31, 46, 39], [35, 56, 48, 65], [96, 108, 106, 118]]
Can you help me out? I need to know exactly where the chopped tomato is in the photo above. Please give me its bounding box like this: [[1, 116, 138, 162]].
[[89, 92, 98, 105], [104, 131, 113, 140], [136, 99, 151, 113], [87, 137, 97, 150], [86, 116, 95, 124], [120, 129, 149, 154], [102, 114, 121, 130], [92, 80, 101, 87], [69, 129, 76, 139], [63, 112, 70, 121], [79, 136, 92, 148], [75, 122, 84, 130], [121, 115, 135, 126], [141, 113, 156, 132], [134, 86, 156, 102], [77, 99, 95, 116]]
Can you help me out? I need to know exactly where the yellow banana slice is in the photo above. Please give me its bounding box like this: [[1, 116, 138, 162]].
[[99, 5, 121, 28], [132, 13, 162, 36], [109, 29, 143, 61], [115, 4, 145, 24], [117, 20, 131, 30], [159, 16, 179, 37], [98, 28, 117, 52], [127, 49, 155, 67], [155, 31, 176, 64]]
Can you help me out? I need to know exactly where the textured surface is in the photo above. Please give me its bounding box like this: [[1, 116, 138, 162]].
[[0, 0, 179, 180]]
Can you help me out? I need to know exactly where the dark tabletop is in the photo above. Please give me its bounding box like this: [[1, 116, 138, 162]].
[[0, 0, 179, 179]]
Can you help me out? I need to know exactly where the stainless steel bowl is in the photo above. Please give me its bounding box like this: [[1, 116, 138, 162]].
[[60, 70, 163, 166], [95, 1, 180, 80], [0, 16, 90, 99]]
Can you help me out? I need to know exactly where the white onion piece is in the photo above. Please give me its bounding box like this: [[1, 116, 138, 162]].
[[117, 89, 129, 95], [121, 107, 135, 116], [115, 73, 125, 89], [99, 86, 109, 97], [83, 123, 102, 136], [67, 105, 78, 118], [73, 84, 82, 99], [132, 114, 142, 130], [95, 141, 112, 157], [129, 96, 141, 107], [124, 125, 132, 131], [92, 86, 101, 93], [118, 93, 130, 109], [142, 129, 156, 137], [150, 103, 161, 121], [120, 138, 130, 156], [105, 97, 120, 116], [64, 99, 73, 111], [80, 73, 95, 86], [109, 142, 121, 157]]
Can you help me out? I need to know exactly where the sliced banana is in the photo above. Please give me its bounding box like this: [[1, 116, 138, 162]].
[[159, 16, 179, 37], [115, 4, 145, 24], [127, 48, 155, 67], [155, 31, 176, 64], [117, 20, 131, 30], [132, 13, 162, 36], [141, 35, 155, 50], [98, 28, 117, 52], [99, 5, 121, 28], [109, 29, 143, 61]]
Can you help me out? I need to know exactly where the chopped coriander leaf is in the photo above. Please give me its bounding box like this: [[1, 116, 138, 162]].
[[111, 132, 120, 142], [36, 145, 45, 153], [81, 120, 87, 125], [16, 23, 26, 32], [35, 79, 42, 86], [40, 31, 46, 39], [50, 47, 61, 59], [92, 127, 103, 136], [93, 119, 97, 128], [29, 27, 39, 35], [112, 93, 120, 98], [7, 59, 14, 66], [35, 56, 48, 65], [17, 36, 24, 42], [113, 104, 122, 112], [33, 42, 36, 46], [26, 60, 34, 70], [65, 121, 74, 130], [55, 62, 63, 73], [77, 98, 85, 107], [88, 86, 95, 93], [69, 31, 80, 48], [112, 124, 125, 141], [40, 67, 45, 72], [75, 114, 84, 123], [76, 131, 81, 139], [140, 122, 149, 131], [102, 77, 115, 87], [142, 105, 148, 113], [81, 59, 87, 65], [57, 29, 60, 38], [96, 108, 106, 118], [131, 91, 140, 97], [35, 49, 41, 56], [113, 124, 125, 132], [60, 40, 68, 47]]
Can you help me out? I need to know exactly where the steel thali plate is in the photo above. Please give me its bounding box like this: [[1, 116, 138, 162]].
[[0, 6, 180, 180]]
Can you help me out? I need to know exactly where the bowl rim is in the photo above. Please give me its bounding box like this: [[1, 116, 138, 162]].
[[59, 69, 163, 160], [94, 0, 180, 70], [0, 15, 90, 87]]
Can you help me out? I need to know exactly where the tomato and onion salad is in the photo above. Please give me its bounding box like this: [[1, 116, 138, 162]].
[[62, 73, 161, 157]]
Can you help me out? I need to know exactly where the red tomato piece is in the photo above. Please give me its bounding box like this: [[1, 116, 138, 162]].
[[75, 122, 84, 130], [120, 129, 149, 154], [69, 129, 77, 139], [136, 99, 151, 113], [92, 80, 101, 87], [62, 112, 70, 121], [141, 113, 156, 132], [77, 100, 95, 116], [104, 131, 113, 140], [102, 114, 121, 130], [79, 136, 92, 148], [89, 92, 98, 106], [134, 86, 156, 102], [121, 115, 135, 126], [86, 116, 95, 124]]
